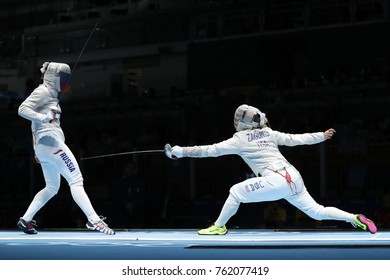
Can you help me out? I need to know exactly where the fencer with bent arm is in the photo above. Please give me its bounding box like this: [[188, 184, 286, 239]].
[[17, 62, 115, 235]]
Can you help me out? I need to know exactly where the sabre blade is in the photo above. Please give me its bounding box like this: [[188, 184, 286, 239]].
[[80, 149, 164, 160], [72, 22, 99, 74], [57, 22, 99, 104]]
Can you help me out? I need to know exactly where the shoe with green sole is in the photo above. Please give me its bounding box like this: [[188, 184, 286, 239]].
[[353, 214, 377, 234], [198, 225, 228, 235]]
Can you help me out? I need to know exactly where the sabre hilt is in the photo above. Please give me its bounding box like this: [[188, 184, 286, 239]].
[[164, 143, 177, 159]]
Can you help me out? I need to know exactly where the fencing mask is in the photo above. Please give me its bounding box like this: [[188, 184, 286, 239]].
[[233, 104, 266, 131], [41, 62, 71, 94]]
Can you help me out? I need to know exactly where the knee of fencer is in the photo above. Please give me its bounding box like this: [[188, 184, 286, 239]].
[[228, 186, 242, 205], [67, 173, 83, 188], [306, 205, 326, 221], [46, 185, 60, 196], [69, 178, 83, 188]]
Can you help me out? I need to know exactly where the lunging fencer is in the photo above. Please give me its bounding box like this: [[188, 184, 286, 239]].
[[17, 62, 115, 235], [166, 104, 377, 235]]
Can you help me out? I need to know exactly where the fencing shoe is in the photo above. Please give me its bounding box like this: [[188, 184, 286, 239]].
[[17, 218, 38, 234], [198, 224, 228, 235], [352, 214, 377, 234], [86, 216, 115, 235]]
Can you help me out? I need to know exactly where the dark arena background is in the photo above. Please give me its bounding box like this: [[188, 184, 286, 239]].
[[0, 0, 390, 275]]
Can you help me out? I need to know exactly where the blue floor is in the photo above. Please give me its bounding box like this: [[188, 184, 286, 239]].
[[0, 229, 389, 260]]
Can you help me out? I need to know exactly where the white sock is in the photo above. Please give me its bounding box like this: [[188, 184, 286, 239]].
[[323, 207, 355, 223], [23, 187, 57, 221], [70, 185, 100, 222], [214, 194, 240, 227]]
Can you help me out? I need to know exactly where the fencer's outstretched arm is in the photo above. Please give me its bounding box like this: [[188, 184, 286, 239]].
[[166, 135, 240, 159], [166, 128, 336, 160]]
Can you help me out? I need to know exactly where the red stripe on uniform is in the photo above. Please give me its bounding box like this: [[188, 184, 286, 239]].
[[53, 149, 63, 155]]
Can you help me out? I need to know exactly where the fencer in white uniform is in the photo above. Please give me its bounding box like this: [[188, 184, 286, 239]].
[[17, 62, 115, 235], [166, 104, 377, 235]]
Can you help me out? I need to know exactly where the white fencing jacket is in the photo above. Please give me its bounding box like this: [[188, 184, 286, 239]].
[[181, 127, 325, 176]]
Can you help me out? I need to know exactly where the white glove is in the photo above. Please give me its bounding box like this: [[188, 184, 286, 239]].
[[164, 144, 183, 159], [41, 110, 55, 123], [41, 109, 61, 123], [171, 145, 183, 158]]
